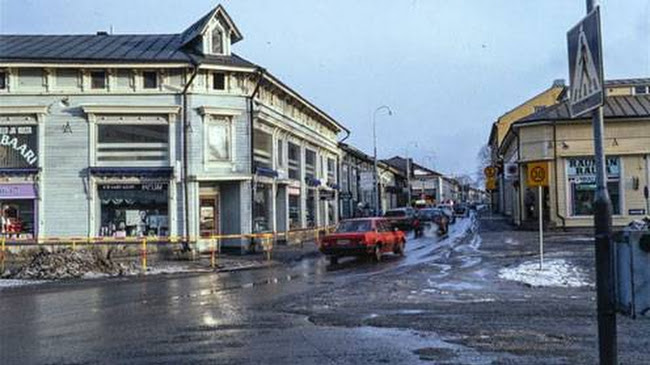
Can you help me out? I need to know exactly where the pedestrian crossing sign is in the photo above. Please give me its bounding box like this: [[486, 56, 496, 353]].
[[567, 6, 604, 118]]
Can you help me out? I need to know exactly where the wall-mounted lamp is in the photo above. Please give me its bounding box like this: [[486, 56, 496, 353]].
[[561, 141, 569, 150], [612, 138, 619, 147]]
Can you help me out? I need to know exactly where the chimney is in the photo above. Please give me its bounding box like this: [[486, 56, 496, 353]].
[[96, 31, 108, 36]]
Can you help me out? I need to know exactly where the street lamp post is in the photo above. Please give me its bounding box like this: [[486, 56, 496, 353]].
[[373, 105, 392, 216]]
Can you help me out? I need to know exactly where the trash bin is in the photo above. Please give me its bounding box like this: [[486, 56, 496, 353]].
[[614, 222, 650, 319]]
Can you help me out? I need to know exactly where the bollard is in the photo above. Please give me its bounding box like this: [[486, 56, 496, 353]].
[[0, 237, 5, 274], [141, 239, 147, 272], [211, 238, 216, 269]]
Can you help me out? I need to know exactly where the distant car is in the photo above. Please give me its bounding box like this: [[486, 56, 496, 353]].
[[453, 203, 469, 217], [319, 218, 406, 264], [383, 208, 418, 232], [437, 204, 456, 224], [418, 208, 449, 235]]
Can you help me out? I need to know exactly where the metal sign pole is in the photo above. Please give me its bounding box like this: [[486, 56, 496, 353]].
[[538, 185, 544, 270], [584, 1, 616, 364]]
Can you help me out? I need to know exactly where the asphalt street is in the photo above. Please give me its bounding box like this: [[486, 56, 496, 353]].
[[1, 214, 649, 364]]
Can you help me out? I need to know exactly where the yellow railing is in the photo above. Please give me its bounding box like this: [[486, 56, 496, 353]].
[[0, 225, 339, 271]]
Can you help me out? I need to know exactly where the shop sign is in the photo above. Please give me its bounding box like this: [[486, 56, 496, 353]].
[[0, 125, 38, 167], [628, 209, 646, 216], [99, 183, 167, 191], [0, 183, 37, 198], [567, 157, 619, 183]]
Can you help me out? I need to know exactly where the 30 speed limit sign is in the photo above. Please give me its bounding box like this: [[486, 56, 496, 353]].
[[527, 162, 550, 187]]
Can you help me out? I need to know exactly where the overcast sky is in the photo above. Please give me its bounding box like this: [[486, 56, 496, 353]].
[[1, 0, 649, 178]]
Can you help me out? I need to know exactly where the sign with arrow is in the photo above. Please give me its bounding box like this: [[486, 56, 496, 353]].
[[567, 6, 604, 118]]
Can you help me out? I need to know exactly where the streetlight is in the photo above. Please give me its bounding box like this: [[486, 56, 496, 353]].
[[373, 105, 393, 216]]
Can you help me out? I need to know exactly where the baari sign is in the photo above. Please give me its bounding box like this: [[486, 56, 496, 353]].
[[567, 156, 619, 183], [0, 125, 38, 167]]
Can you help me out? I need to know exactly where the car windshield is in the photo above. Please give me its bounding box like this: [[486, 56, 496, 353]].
[[384, 210, 406, 217], [336, 220, 373, 233]]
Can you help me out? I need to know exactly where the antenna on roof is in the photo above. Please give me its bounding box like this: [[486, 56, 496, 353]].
[[110, 25, 114, 35]]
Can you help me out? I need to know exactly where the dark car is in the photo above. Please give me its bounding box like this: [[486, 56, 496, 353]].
[[453, 203, 469, 217], [319, 218, 407, 264], [384, 208, 422, 236], [418, 208, 449, 235]]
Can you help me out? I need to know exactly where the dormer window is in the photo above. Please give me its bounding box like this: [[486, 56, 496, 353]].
[[211, 28, 223, 54]]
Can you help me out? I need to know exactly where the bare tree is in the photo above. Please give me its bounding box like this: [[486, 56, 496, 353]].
[[475, 144, 492, 187]]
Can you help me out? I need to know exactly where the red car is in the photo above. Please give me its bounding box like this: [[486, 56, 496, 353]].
[[319, 218, 406, 264]]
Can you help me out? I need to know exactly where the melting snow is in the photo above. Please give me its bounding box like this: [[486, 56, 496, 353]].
[[498, 259, 592, 288]]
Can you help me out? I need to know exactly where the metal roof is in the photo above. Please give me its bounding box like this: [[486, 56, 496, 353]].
[[515, 94, 650, 125], [604, 78, 650, 87], [0, 34, 256, 67]]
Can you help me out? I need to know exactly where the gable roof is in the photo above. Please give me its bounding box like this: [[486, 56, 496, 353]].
[[180, 4, 243, 47], [515, 94, 650, 125], [0, 34, 256, 67]]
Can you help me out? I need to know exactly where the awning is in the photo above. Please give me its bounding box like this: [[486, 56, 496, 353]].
[[88, 167, 173, 178]]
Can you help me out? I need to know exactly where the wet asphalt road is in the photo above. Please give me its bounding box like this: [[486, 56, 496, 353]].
[[0, 220, 458, 364], [2, 215, 649, 364]]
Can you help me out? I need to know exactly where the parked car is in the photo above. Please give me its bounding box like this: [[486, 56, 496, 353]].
[[418, 208, 449, 235], [319, 218, 406, 264], [384, 208, 423, 237], [437, 204, 456, 224]]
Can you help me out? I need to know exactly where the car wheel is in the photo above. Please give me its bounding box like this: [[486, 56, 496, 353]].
[[394, 240, 405, 256], [329, 256, 338, 265], [373, 244, 382, 262]]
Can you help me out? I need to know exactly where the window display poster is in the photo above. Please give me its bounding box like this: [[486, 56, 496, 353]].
[[0, 125, 38, 167], [567, 157, 619, 183]]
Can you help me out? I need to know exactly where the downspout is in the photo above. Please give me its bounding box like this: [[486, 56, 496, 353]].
[[182, 64, 200, 248], [249, 67, 266, 231], [553, 121, 566, 229], [515, 127, 523, 225]]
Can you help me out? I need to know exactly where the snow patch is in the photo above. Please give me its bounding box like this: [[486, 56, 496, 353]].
[[0, 279, 48, 289], [499, 259, 592, 288]]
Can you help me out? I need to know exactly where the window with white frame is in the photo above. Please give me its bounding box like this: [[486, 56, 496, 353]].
[[276, 138, 284, 168], [566, 156, 621, 216], [0, 71, 6, 90], [96, 116, 169, 165], [305, 149, 316, 179], [142, 71, 158, 89], [212, 72, 225, 90], [327, 157, 336, 184], [211, 27, 224, 54], [253, 129, 273, 170], [288, 142, 300, 180], [205, 115, 231, 162]]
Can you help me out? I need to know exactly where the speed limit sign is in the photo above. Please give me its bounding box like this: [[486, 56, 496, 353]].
[[527, 162, 550, 187]]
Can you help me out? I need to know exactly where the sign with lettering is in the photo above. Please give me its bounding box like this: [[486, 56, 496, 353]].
[[0, 183, 37, 199], [527, 161, 550, 188], [567, 157, 619, 183], [99, 183, 167, 191], [0, 125, 38, 167]]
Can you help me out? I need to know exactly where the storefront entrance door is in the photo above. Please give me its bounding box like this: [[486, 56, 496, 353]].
[[200, 195, 220, 238]]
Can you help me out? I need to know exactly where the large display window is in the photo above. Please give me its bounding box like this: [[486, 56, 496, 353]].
[[0, 125, 38, 167], [567, 157, 621, 216], [1, 199, 35, 238], [288, 188, 301, 230], [98, 183, 169, 237], [253, 183, 272, 233]]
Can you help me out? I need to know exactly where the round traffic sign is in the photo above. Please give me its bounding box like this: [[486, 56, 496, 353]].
[[530, 166, 546, 183], [484, 166, 497, 178]]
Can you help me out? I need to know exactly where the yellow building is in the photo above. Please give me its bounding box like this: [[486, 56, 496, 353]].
[[498, 78, 650, 228]]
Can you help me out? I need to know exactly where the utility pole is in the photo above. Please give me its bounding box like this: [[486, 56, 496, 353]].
[[372, 105, 392, 216], [584, 1, 616, 363]]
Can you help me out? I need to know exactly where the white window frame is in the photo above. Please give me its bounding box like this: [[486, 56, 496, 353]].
[[204, 116, 233, 164], [198, 107, 241, 170]]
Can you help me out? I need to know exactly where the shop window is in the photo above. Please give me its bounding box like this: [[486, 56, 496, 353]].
[[213, 72, 225, 90], [253, 129, 273, 170], [288, 142, 301, 180], [567, 157, 621, 216], [0, 71, 6, 89], [0, 125, 38, 167], [306, 189, 316, 228], [98, 183, 169, 237], [142, 71, 158, 89], [91, 71, 106, 89], [305, 149, 316, 179], [1, 200, 35, 238], [205, 116, 231, 162], [289, 193, 301, 229], [211, 28, 223, 54], [253, 183, 272, 233], [97, 123, 168, 164]]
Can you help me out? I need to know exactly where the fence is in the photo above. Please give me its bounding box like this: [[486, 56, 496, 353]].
[[0, 225, 338, 273]]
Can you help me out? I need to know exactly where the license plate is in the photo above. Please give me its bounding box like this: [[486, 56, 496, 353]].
[[337, 239, 351, 245]]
